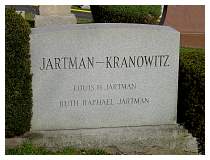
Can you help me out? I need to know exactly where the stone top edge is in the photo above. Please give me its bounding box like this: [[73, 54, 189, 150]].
[[31, 23, 179, 35]]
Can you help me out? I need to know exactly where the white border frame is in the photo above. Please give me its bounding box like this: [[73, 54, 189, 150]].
[[1, 1, 208, 160]]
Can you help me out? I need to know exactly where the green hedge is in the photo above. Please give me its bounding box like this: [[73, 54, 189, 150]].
[[26, 19, 35, 28], [90, 5, 161, 24], [5, 8, 32, 137], [178, 48, 205, 154]]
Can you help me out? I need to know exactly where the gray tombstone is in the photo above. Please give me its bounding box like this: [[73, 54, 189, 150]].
[[30, 23, 198, 154], [35, 5, 77, 27]]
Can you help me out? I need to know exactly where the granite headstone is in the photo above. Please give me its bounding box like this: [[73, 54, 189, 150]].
[[28, 23, 198, 154], [31, 23, 179, 130], [35, 5, 77, 27]]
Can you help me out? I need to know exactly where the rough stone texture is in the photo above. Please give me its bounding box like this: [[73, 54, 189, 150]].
[[39, 5, 72, 16], [24, 125, 197, 154], [30, 23, 180, 131], [35, 15, 77, 27], [5, 137, 27, 150], [35, 5, 76, 27]]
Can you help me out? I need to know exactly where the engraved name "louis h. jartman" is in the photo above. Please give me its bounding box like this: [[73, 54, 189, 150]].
[[39, 55, 170, 70]]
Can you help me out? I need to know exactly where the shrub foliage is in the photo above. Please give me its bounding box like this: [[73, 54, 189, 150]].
[[5, 8, 32, 137], [178, 48, 205, 154], [90, 5, 161, 24]]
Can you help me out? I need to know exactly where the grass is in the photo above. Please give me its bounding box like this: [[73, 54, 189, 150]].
[[76, 17, 94, 24], [6, 141, 109, 155], [25, 12, 34, 21]]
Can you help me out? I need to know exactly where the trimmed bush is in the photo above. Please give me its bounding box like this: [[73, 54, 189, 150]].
[[5, 8, 32, 137], [178, 48, 205, 154], [26, 19, 35, 28], [90, 5, 161, 24]]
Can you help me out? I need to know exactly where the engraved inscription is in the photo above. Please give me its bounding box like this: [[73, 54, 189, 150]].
[[39, 55, 170, 70]]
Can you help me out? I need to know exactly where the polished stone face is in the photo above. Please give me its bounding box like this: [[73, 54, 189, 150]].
[[30, 23, 180, 130]]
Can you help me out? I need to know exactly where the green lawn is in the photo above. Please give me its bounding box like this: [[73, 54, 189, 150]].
[[6, 141, 109, 155], [76, 17, 93, 24]]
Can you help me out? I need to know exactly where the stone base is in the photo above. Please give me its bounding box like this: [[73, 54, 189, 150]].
[[35, 15, 77, 27], [15, 124, 197, 155]]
